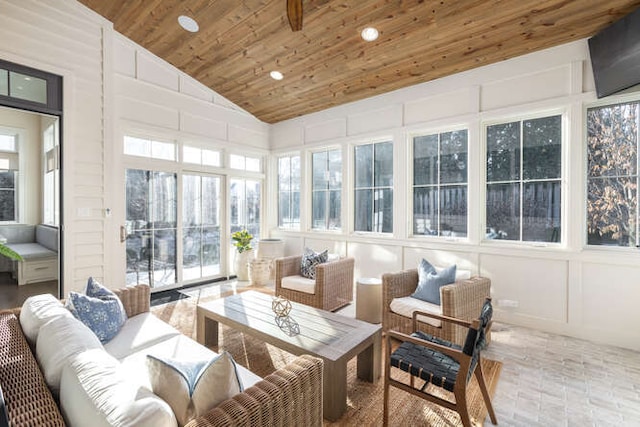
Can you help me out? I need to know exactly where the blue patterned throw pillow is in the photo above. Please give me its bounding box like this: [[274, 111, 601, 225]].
[[68, 277, 127, 343], [411, 259, 457, 305], [300, 248, 329, 279]]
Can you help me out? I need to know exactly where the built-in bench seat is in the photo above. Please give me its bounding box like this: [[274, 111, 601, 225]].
[[0, 224, 58, 286]]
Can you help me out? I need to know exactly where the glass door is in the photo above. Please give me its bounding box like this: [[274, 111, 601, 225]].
[[125, 169, 177, 289], [182, 174, 222, 282]]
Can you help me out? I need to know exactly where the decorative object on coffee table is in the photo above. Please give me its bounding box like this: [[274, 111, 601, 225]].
[[231, 229, 254, 281], [272, 296, 292, 317]]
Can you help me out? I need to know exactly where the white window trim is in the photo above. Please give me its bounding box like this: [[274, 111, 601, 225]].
[[480, 108, 568, 248], [307, 145, 344, 233]]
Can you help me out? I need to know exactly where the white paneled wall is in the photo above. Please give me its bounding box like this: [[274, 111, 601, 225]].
[[270, 40, 640, 351]]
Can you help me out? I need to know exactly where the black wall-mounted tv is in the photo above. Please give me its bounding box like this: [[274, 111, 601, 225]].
[[588, 7, 640, 98]]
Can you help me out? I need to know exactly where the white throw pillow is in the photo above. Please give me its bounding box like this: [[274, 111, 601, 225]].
[[60, 349, 177, 427], [19, 293, 74, 346], [146, 351, 242, 426], [36, 315, 103, 395]]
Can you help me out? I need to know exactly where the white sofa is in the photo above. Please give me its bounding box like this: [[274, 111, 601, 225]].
[[14, 285, 323, 427]]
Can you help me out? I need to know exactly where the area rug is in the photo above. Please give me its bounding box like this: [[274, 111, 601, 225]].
[[151, 286, 501, 426]]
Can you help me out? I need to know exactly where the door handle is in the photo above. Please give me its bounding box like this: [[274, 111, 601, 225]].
[[120, 225, 127, 243]]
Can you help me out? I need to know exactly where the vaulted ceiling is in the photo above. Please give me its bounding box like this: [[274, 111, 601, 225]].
[[78, 0, 640, 124]]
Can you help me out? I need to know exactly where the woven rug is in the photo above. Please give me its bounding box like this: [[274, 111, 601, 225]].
[[151, 286, 502, 426]]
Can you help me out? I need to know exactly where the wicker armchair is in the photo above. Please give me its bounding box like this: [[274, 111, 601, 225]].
[[382, 269, 491, 346], [275, 255, 354, 311]]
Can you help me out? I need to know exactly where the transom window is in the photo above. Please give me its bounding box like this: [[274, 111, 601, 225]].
[[124, 136, 176, 161], [230, 154, 261, 172], [278, 154, 300, 229], [485, 115, 562, 243], [587, 101, 639, 247], [354, 141, 393, 233], [311, 149, 342, 230], [183, 145, 221, 167], [413, 130, 468, 237]]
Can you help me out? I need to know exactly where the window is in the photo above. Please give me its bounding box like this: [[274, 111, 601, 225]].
[[230, 154, 261, 172], [183, 174, 221, 281], [413, 130, 468, 237], [230, 178, 261, 238], [0, 133, 18, 222], [183, 145, 221, 167], [124, 136, 176, 161], [354, 142, 393, 233], [311, 149, 341, 230], [587, 101, 640, 247], [278, 155, 300, 229], [485, 115, 562, 243], [43, 120, 59, 225]]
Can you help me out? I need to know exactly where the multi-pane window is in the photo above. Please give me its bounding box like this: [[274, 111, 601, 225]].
[[587, 101, 639, 247], [0, 133, 18, 222], [354, 142, 393, 233], [311, 149, 342, 230], [485, 115, 562, 242], [413, 130, 468, 237], [230, 178, 261, 238], [278, 155, 300, 229]]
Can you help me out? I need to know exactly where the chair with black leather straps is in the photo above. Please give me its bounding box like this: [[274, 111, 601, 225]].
[[383, 298, 497, 427]]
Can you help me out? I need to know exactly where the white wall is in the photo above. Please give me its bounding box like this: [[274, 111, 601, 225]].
[[269, 40, 640, 351], [1, 0, 268, 293]]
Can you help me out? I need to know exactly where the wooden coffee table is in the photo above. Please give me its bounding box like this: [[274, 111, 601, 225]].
[[196, 290, 382, 421]]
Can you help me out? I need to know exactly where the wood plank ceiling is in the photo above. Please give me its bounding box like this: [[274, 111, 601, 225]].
[[78, 0, 640, 124]]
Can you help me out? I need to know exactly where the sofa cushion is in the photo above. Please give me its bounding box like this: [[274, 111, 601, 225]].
[[60, 349, 177, 427], [36, 315, 103, 395], [147, 351, 242, 426], [281, 275, 316, 294], [389, 296, 443, 328], [300, 248, 328, 279], [104, 312, 181, 360], [119, 334, 261, 392], [412, 261, 456, 305], [19, 293, 74, 346]]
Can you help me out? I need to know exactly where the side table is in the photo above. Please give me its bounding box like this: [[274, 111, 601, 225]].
[[356, 277, 382, 323]]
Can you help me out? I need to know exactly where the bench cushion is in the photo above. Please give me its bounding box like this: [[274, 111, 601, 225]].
[[35, 225, 58, 252], [5, 243, 56, 260]]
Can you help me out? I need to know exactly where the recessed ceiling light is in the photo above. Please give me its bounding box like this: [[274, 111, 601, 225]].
[[178, 15, 199, 33], [361, 27, 379, 42], [270, 71, 284, 80]]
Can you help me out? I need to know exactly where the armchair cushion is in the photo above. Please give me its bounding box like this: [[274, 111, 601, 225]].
[[281, 275, 316, 295], [412, 260, 456, 305], [389, 296, 442, 327], [300, 248, 328, 279]]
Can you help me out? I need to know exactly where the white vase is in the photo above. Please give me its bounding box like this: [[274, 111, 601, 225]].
[[234, 249, 254, 281]]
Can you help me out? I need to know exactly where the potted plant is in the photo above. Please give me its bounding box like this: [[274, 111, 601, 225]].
[[231, 229, 254, 281]]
